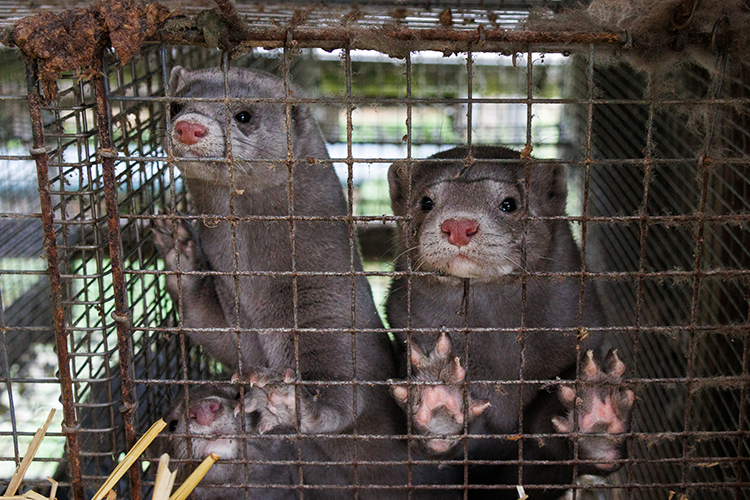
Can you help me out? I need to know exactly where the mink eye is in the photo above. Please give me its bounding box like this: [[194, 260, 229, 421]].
[[169, 102, 182, 116], [420, 196, 434, 212], [234, 111, 251, 123], [500, 198, 517, 213], [168, 419, 178, 433]]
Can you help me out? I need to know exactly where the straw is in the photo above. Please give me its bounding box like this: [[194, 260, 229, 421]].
[[91, 419, 167, 500], [152, 454, 178, 500], [4, 409, 56, 497], [168, 453, 219, 500], [46, 477, 57, 500]]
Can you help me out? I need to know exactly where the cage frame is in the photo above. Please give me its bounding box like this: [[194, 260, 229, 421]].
[[0, 1, 747, 500]]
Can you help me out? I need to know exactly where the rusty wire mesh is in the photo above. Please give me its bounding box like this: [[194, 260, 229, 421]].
[[0, 1, 747, 500]]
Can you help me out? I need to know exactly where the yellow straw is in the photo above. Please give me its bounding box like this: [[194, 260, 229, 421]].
[[4, 409, 56, 497], [21, 492, 47, 500], [168, 453, 219, 500], [152, 454, 178, 500], [91, 419, 167, 500], [46, 477, 58, 500]]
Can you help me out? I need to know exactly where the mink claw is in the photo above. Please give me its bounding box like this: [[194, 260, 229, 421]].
[[390, 382, 409, 405], [434, 330, 451, 358], [233, 368, 297, 433], [605, 349, 627, 378], [409, 344, 427, 369], [470, 399, 491, 418], [447, 356, 465, 382], [583, 349, 599, 378]]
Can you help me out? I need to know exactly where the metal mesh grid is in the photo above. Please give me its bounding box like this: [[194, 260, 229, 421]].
[[562, 52, 750, 499], [0, 2, 747, 500]]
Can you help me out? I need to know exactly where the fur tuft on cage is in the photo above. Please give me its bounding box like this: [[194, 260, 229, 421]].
[[526, 0, 750, 77]]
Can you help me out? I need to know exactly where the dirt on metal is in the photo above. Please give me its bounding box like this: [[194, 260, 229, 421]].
[[12, 0, 171, 101]]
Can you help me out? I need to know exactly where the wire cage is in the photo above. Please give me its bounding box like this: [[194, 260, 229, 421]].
[[0, 1, 748, 499]]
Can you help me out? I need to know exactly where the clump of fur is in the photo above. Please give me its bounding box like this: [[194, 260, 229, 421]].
[[525, 0, 750, 78]]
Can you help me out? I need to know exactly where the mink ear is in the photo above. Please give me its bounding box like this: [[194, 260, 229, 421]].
[[388, 161, 410, 217], [168, 66, 189, 96], [549, 163, 568, 214], [533, 162, 567, 215], [291, 104, 313, 137]]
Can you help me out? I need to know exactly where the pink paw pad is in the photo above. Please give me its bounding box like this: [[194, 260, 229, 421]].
[[390, 331, 489, 454], [416, 386, 464, 427], [552, 349, 635, 471]]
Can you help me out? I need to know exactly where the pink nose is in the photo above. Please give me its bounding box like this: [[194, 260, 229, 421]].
[[441, 218, 479, 248], [189, 400, 220, 427], [175, 120, 206, 146]]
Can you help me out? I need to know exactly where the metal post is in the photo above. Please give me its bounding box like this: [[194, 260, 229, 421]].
[[24, 58, 85, 500]]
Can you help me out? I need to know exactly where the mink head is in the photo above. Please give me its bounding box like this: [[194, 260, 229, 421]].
[[164, 385, 242, 461], [166, 66, 325, 189], [388, 145, 567, 279]]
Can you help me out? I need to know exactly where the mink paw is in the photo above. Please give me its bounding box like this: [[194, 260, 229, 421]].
[[152, 215, 201, 298], [391, 331, 489, 456], [233, 368, 296, 434], [552, 349, 635, 472]]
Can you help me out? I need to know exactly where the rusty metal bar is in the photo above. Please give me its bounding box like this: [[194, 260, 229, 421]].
[[24, 59, 85, 500], [90, 56, 141, 500], [131, 212, 750, 225], [402, 50, 416, 499], [737, 337, 750, 500], [340, 43, 362, 499], [107, 95, 750, 108], [681, 39, 728, 491], [128, 323, 750, 341], [627, 69, 658, 500], [0, 0, 725, 56], [152, 25, 630, 50], [0, 288, 21, 470], [514, 45, 531, 489]]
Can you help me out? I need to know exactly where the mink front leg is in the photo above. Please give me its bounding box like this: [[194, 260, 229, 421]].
[[152, 215, 204, 299], [390, 331, 489, 455], [152, 216, 258, 369]]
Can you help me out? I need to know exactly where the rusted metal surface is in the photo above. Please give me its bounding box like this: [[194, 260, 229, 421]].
[[91, 56, 141, 500], [6, 0, 730, 99], [152, 24, 631, 55], [24, 59, 85, 500], [8, 1, 171, 101]]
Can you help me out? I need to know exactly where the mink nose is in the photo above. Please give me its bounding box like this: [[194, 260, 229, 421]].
[[441, 218, 479, 248], [175, 120, 207, 146], [189, 399, 221, 427]]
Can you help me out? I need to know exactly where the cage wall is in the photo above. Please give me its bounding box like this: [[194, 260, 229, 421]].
[[0, 2, 748, 500]]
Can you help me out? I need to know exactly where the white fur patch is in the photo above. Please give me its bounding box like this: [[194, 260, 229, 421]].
[[445, 254, 483, 278], [201, 438, 238, 458], [419, 210, 518, 278]]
